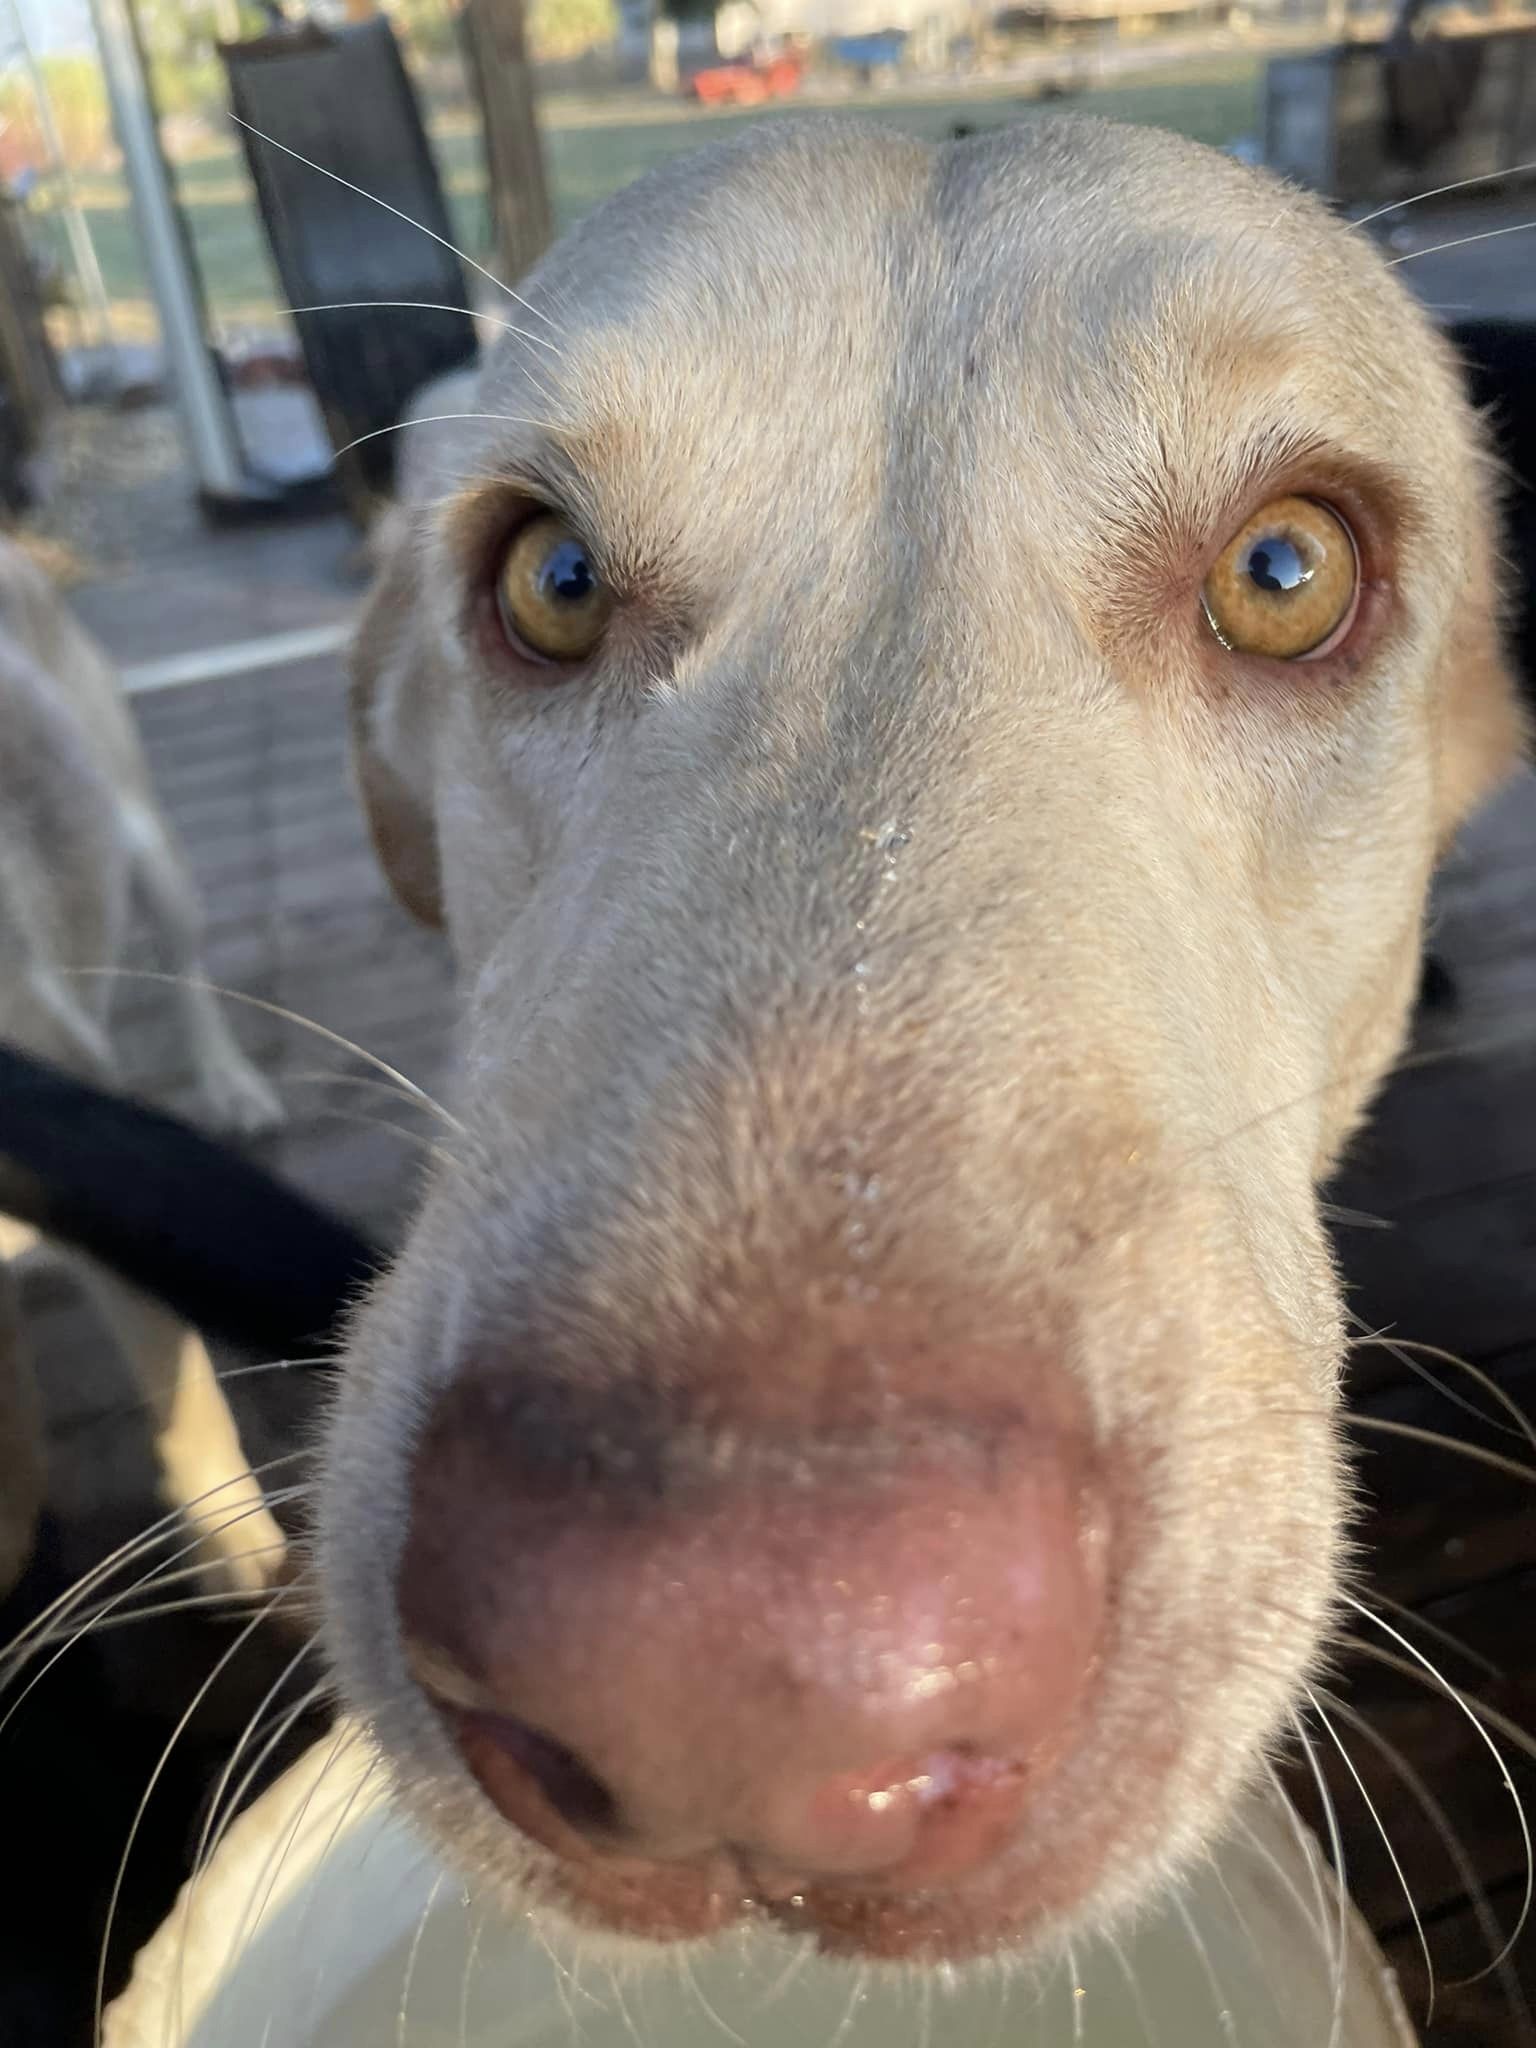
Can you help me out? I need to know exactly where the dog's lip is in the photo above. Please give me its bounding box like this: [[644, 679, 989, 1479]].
[[416, 1670, 1098, 1960], [529, 1812, 1095, 1961]]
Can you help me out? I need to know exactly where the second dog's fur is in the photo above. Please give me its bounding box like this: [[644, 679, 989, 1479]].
[[0, 537, 286, 1596]]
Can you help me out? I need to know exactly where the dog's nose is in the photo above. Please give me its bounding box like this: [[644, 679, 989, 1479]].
[[398, 1366, 1109, 1895]]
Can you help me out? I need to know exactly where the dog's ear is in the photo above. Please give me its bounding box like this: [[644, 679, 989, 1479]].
[[349, 508, 445, 929], [1433, 478, 1528, 850]]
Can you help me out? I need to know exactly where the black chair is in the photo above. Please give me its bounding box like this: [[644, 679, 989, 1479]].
[[221, 16, 479, 523]]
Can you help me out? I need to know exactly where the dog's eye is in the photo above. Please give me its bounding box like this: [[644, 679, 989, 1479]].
[[495, 514, 613, 664], [1202, 497, 1358, 660]]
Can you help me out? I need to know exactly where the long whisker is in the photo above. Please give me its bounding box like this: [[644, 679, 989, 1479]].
[[331, 411, 556, 463], [29, 1582, 299, 1645], [93, 1591, 287, 2046], [1388, 219, 1536, 267], [823, 1961, 869, 2048], [0, 1478, 308, 1721], [1321, 1690, 1536, 2024], [222, 1721, 372, 2006], [398, 1870, 448, 2048], [1167, 1887, 1236, 2045], [213, 1355, 332, 1385], [1261, 1759, 1342, 1983], [1346, 1413, 1536, 1484], [1340, 1595, 1534, 1973], [1366, 1588, 1505, 1684], [282, 1070, 446, 1114], [1106, 1930, 1162, 2048], [288, 300, 555, 353], [61, 966, 461, 1131], [1354, 158, 1536, 229], [175, 1662, 334, 2041], [1305, 1685, 1435, 2025], [226, 116, 558, 334], [457, 1903, 486, 2048], [1, 1466, 297, 1683], [1346, 1319, 1536, 1452], [185, 1637, 326, 1933], [1290, 1709, 1350, 2048], [302, 1102, 453, 1159], [680, 1948, 750, 2048]]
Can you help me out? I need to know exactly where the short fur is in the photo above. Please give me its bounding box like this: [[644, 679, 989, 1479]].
[[326, 118, 1524, 1967]]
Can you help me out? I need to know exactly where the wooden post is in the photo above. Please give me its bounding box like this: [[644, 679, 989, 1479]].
[[458, 0, 555, 286], [0, 187, 58, 510]]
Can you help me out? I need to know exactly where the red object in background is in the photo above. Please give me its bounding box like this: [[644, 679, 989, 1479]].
[[689, 48, 805, 104]]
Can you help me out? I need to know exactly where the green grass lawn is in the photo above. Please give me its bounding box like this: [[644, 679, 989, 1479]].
[[39, 54, 1266, 339]]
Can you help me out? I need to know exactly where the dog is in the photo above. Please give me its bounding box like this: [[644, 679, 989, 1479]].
[[320, 114, 1524, 1976], [0, 536, 287, 1597]]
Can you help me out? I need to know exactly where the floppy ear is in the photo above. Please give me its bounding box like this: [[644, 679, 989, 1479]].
[[1433, 469, 1528, 851], [349, 508, 446, 930]]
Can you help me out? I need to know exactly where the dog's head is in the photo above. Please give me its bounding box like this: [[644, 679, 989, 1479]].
[[323, 119, 1521, 1965]]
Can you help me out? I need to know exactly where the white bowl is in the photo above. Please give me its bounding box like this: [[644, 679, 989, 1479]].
[[108, 1725, 1416, 2047]]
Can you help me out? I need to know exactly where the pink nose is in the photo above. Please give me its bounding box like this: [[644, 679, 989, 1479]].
[[398, 1369, 1109, 1896]]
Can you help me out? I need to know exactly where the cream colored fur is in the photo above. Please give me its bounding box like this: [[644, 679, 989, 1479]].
[[325, 116, 1523, 1968], [0, 536, 286, 1599]]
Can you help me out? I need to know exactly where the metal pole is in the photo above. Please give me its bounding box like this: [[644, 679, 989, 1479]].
[[2, 0, 117, 354], [85, 0, 248, 499]]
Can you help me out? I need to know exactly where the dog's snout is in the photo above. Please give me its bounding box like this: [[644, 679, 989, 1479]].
[[398, 1349, 1110, 1911]]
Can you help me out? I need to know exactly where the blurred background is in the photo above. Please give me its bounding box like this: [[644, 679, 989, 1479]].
[[0, 2, 1533, 2045]]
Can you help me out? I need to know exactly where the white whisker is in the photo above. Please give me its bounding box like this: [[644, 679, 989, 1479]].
[[94, 1592, 287, 2046], [1346, 1316, 1536, 1453], [1323, 1690, 1536, 2018], [226, 116, 559, 334], [1256, 1765, 1341, 1976], [680, 1950, 749, 2048], [1346, 1412, 1536, 1484], [1, 1454, 306, 1682], [288, 300, 556, 353], [1388, 218, 1536, 266], [1107, 1930, 1162, 2047], [1169, 1887, 1237, 2044], [1305, 1685, 1434, 2025], [174, 1661, 330, 2046], [331, 411, 555, 463], [1, 1477, 307, 1726], [1290, 1711, 1350, 2048], [457, 1902, 486, 2048], [1354, 159, 1536, 229], [1366, 1588, 1504, 1684], [398, 1870, 448, 2048], [1341, 1594, 1534, 1974], [62, 966, 461, 1131]]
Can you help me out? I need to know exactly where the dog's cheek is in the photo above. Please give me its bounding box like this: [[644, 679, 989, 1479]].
[[353, 728, 445, 929], [349, 546, 448, 930]]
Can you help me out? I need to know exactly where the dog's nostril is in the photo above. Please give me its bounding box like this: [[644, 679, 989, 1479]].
[[462, 1711, 621, 1838]]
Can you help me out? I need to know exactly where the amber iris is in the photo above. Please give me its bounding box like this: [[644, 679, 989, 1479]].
[[497, 514, 613, 662], [1202, 497, 1358, 660]]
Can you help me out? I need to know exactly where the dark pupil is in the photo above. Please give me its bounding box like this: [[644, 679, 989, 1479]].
[[540, 539, 596, 607], [1245, 534, 1310, 596]]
